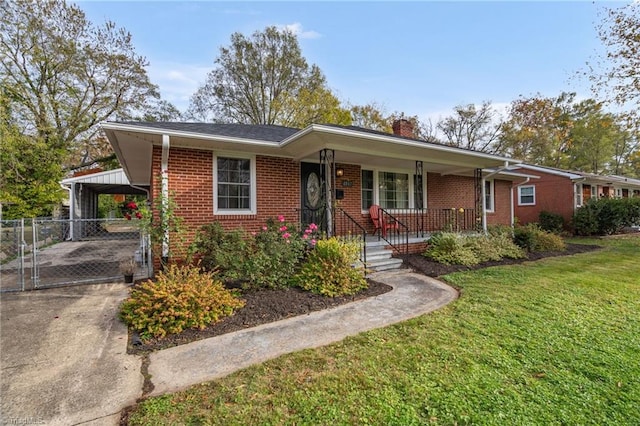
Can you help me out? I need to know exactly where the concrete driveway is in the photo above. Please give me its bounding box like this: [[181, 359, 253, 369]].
[[0, 283, 142, 426]]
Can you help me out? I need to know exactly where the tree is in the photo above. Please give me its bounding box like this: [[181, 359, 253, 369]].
[[437, 102, 504, 153], [188, 26, 350, 127], [0, 0, 160, 216], [589, 2, 640, 121], [566, 100, 618, 174], [1, 0, 158, 147], [0, 92, 64, 218], [500, 93, 575, 166], [349, 102, 392, 133]]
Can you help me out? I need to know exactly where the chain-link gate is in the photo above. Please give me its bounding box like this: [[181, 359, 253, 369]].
[[1, 218, 151, 292]]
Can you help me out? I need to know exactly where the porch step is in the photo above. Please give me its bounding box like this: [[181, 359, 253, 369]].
[[364, 245, 404, 272]]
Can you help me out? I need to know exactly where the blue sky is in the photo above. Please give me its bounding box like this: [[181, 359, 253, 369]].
[[76, 1, 623, 123]]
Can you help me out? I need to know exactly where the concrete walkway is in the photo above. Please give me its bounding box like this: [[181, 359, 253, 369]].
[[0, 269, 457, 425], [148, 270, 458, 396]]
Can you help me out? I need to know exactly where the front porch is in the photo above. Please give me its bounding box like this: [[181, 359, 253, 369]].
[[300, 206, 481, 272]]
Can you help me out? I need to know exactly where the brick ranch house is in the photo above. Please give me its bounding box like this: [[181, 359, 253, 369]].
[[510, 164, 640, 228], [102, 120, 531, 270]]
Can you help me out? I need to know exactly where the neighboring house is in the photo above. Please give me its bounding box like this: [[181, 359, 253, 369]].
[[510, 164, 640, 228], [102, 119, 528, 265]]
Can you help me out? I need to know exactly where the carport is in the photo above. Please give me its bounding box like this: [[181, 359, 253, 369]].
[[60, 168, 148, 240]]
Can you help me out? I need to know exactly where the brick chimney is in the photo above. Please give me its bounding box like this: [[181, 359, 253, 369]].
[[392, 119, 415, 138]]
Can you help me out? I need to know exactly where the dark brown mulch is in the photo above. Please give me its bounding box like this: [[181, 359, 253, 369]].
[[127, 280, 393, 355], [399, 243, 602, 278], [127, 243, 602, 355]]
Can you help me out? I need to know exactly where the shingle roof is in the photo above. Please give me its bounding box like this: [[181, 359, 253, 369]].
[[113, 121, 300, 142]]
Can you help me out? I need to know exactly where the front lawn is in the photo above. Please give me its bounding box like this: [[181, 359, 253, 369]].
[[126, 236, 640, 425]]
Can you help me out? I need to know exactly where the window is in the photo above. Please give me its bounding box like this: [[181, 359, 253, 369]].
[[361, 170, 374, 210], [379, 171, 409, 209], [361, 168, 424, 211], [484, 180, 494, 212], [214, 155, 256, 214], [518, 185, 535, 206]]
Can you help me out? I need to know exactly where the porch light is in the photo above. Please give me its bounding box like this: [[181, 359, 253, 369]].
[[335, 167, 344, 177]]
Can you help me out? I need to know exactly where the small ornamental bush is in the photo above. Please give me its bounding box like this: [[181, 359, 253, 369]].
[[119, 264, 245, 340], [514, 223, 566, 252], [294, 237, 368, 297], [425, 232, 525, 266], [539, 211, 565, 234], [190, 222, 246, 279], [424, 232, 478, 266]]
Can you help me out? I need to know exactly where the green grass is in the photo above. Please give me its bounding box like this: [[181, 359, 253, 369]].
[[127, 236, 640, 425]]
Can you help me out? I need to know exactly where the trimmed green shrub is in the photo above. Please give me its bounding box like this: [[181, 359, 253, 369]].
[[539, 211, 565, 234], [573, 197, 640, 236], [425, 232, 525, 266], [294, 237, 368, 297], [190, 222, 246, 279], [514, 223, 566, 252], [424, 232, 479, 266], [119, 264, 245, 340]]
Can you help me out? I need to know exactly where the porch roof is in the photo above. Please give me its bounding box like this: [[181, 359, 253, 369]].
[[101, 121, 522, 186]]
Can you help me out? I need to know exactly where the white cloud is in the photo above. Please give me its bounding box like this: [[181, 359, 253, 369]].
[[147, 62, 211, 112], [277, 22, 322, 39]]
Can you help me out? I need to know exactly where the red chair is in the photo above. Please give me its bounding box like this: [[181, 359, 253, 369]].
[[369, 204, 398, 238]]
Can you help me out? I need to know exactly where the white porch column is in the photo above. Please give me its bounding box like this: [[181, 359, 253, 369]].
[[161, 134, 170, 262]]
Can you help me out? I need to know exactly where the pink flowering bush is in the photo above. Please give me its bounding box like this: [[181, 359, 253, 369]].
[[242, 216, 310, 289], [192, 216, 322, 290]]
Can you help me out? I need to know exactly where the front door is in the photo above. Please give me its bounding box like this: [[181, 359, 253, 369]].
[[300, 162, 326, 231]]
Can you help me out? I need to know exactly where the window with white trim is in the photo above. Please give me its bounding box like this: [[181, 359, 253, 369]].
[[379, 171, 409, 209], [361, 168, 424, 211], [214, 154, 256, 214], [518, 185, 535, 206], [484, 180, 494, 212], [361, 170, 374, 210]]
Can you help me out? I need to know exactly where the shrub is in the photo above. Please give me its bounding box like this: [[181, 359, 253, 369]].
[[424, 232, 479, 266], [573, 197, 640, 236], [241, 217, 307, 290], [514, 223, 566, 252], [539, 211, 565, 234], [190, 222, 246, 279], [119, 264, 245, 340], [425, 231, 525, 266], [294, 237, 368, 297]]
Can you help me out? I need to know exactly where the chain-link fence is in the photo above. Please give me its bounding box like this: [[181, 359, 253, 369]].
[[1, 218, 151, 292]]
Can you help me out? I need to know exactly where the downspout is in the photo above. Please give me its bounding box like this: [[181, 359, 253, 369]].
[[511, 178, 531, 227], [161, 134, 170, 265], [481, 161, 510, 233]]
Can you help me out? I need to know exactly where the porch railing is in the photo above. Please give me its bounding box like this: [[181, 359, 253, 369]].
[[297, 207, 368, 270], [383, 208, 478, 237], [376, 208, 409, 255], [334, 207, 368, 268]]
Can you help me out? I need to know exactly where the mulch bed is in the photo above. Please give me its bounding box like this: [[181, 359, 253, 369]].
[[127, 243, 602, 355]]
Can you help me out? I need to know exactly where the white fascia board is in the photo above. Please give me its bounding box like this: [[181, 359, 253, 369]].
[[281, 124, 522, 164], [100, 122, 281, 149], [515, 164, 582, 179], [487, 170, 540, 180]]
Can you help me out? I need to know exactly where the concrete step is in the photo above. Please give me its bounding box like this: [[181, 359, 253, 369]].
[[367, 257, 404, 272], [360, 243, 404, 272]]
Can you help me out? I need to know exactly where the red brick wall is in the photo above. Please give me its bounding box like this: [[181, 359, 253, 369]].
[[511, 169, 575, 226], [426, 173, 477, 209], [150, 147, 300, 254], [487, 179, 512, 226]]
